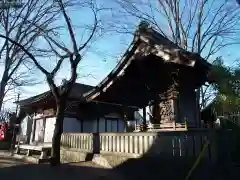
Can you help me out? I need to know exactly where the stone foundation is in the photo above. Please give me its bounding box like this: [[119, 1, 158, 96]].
[[60, 148, 91, 163], [60, 148, 140, 168]]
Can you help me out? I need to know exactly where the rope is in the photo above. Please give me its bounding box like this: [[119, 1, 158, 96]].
[[184, 140, 209, 180]]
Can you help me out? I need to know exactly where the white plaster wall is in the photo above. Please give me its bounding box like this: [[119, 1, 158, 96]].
[[34, 119, 44, 142], [20, 116, 29, 136], [44, 117, 56, 142], [63, 117, 81, 133]]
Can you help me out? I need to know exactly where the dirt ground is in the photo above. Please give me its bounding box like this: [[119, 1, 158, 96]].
[[0, 155, 28, 168], [0, 155, 126, 180], [1, 154, 239, 180]]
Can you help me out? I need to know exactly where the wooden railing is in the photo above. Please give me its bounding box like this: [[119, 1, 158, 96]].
[[99, 133, 155, 155], [135, 121, 188, 132], [61, 130, 223, 160], [61, 133, 156, 155], [61, 133, 93, 152]]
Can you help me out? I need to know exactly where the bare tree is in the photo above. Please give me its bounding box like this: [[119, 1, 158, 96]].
[[0, 0, 62, 111], [1, 0, 101, 165], [0, 108, 11, 122], [113, 0, 240, 108]]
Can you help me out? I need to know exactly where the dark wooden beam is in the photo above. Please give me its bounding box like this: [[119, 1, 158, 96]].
[[143, 107, 146, 126], [80, 119, 83, 132], [117, 119, 119, 132], [96, 118, 99, 132], [105, 118, 107, 132]]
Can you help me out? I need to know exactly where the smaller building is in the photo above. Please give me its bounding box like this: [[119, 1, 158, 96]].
[[16, 83, 136, 146]]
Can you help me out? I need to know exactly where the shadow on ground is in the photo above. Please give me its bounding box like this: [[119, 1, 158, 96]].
[[0, 155, 239, 180], [117, 157, 240, 180], [1, 127, 240, 180], [0, 158, 125, 180]]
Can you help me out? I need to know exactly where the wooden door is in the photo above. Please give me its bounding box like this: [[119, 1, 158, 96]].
[[34, 119, 44, 143], [106, 119, 118, 132], [44, 117, 56, 142]]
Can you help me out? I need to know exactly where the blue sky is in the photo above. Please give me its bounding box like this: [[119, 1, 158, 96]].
[[2, 0, 240, 110]]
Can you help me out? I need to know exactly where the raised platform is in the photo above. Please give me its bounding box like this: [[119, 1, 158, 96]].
[[15, 143, 52, 162], [15, 143, 52, 151], [12, 154, 50, 164]]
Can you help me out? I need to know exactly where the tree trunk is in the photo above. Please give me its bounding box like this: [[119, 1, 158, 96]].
[[50, 99, 66, 166], [0, 92, 4, 112], [0, 80, 7, 111]]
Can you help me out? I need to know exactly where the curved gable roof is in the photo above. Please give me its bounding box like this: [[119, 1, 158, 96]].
[[84, 22, 211, 103]]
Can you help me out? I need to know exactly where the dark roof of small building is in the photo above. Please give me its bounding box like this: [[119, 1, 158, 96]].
[[16, 83, 93, 106]]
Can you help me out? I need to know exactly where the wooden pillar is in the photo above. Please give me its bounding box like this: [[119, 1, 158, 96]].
[[42, 117, 46, 143], [143, 107, 146, 125], [148, 100, 154, 124], [80, 119, 83, 132], [105, 118, 107, 132], [96, 103, 100, 132], [150, 100, 161, 124], [117, 119, 119, 132], [171, 95, 179, 124], [195, 89, 201, 128], [96, 118, 99, 132], [142, 107, 147, 131], [122, 106, 128, 132], [30, 118, 36, 143]]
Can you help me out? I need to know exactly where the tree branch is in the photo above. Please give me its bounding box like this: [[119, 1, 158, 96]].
[[78, 5, 98, 52], [0, 34, 49, 75], [57, 0, 78, 54]]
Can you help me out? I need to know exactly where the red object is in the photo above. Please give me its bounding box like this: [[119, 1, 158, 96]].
[[0, 123, 7, 141]]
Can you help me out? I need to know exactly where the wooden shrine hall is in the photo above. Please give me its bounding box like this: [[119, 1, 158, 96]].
[[84, 22, 212, 130]]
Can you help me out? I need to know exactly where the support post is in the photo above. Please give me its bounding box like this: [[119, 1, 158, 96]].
[[122, 106, 128, 132], [30, 118, 36, 144], [80, 119, 83, 132], [96, 118, 99, 132], [15, 145, 20, 154], [40, 150, 47, 159], [27, 149, 32, 156], [143, 107, 147, 131], [173, 121, 176, 130], [105, 118, 107, 132]]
